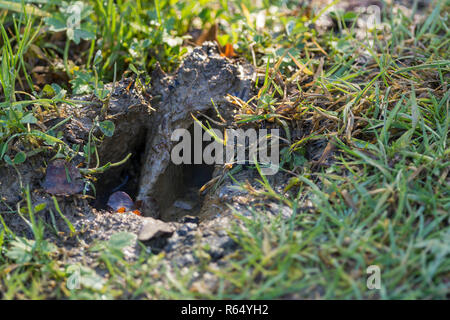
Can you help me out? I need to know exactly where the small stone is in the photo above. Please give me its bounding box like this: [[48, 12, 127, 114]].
[[138, 217, 175, 241], [217, 229, 227, 237], [177, 223, 197, 236], [181, 215, 199, 224], [107, 191, 135, 212], [174, 253, 195, 267], [177, 227, 188, 237], [207, 235, 236, 260], [43, 160, 84, 195]]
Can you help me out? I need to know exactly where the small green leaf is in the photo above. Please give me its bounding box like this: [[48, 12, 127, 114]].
[[34, 203, 47, 213], [98, 120, 115, 137], [74, 29, 95, 42], [42, 84, 56, 97], [13, 151, 26, 165], [20, 113, 38, 124], [3, 154, 13, 165], [284, 177, 300, 192], [0, 230, 4, 250], [293, 153, 307, 167], [5, 238, 34, 263], [95, 87, 109, 100], [30, 130, 64, 146], [70, 70, 95, 95], [51, 83, 66, 99], [107, 232, 136, 250], [40, 240, 57, 255], [0, 143, 7, 158], [44, 16, 66, 31], [129, 63, 139, 75], [79, 266, 106, 290]]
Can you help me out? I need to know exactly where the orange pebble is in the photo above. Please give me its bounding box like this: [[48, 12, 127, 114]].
[[132, 210, 141, 216], [220, 43, 236, 58]]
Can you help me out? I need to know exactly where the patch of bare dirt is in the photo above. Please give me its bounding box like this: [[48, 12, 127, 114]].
[[0, 43, 264, 269]]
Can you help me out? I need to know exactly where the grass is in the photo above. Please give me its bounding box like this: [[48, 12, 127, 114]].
[[0, 0, 449, 299]]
